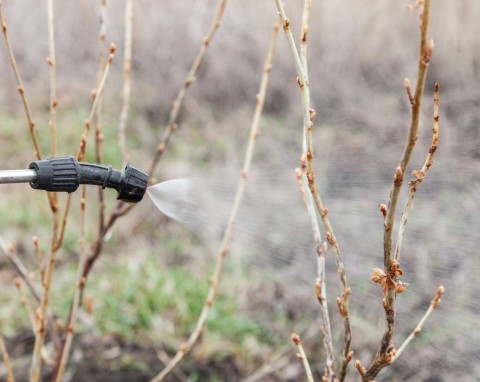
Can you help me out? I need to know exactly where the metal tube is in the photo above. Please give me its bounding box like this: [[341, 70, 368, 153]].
[[0, 169, 37, 184]]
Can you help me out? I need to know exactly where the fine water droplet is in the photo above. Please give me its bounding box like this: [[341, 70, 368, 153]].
[[147, 178, 196, 223]]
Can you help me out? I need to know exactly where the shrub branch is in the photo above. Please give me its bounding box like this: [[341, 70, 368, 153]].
[[148, 0, 227, 177], [291, 333, 315, 382], [392, 286, 444, 362], [395, 82, 439, 262], [47, 0, 57, 158], [150, 22, 279, 382], [0, 0, 42, 160], [295, 169, 335, 379], [364, 1, 434, 379], [273, 1, 352, 379], [0, 333, 15, 382], [118, 0, 133, 166]]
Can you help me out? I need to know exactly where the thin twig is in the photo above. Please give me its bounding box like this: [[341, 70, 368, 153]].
[[77, 43, 116, 161], [32, 237, 45, 286], [52, 237, 88, 382], [291, 333, 314, 382], [0, 0, 42, 160], [51, 41, 114, 251], [365, 1, 434, 379], [395, 82, 439, 263], [0, 333, 15, 382], [118, 0, 133, 167], [83, 0, 228, 288], [14, 278, 37, 332], [47, 0, 57, 157], [295, 169, 335, 380], [150, 21, 279, 382], [392, 286, 444, 362], [52, 4, 109, 378], [148, 0, 227, 177], [0, 237, 41, 303], [46, 0, 60, 301], [95, 0, 108, 233], [273, 1, 352, 379], [241, 350, 292, 382], [52, 194, 72, 252]]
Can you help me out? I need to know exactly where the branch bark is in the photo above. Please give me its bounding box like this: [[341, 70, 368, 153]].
[[365, 1, 434, 379], [150, 21, 279, 382]]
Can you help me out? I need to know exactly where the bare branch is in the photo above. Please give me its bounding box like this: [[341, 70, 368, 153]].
[[395, 82, 440, 263], [150, 21, 279, 382], [95, 0, 108, 233], [14, 278, 36, 332], [47, 0, 57, 157], [77, 43, 116, 161], [0, 0, 42, 160], [295, 168, 335, 379], [273, 1, 352, 378], [0, 333, 15, 382], [392, 286, 444, 362], [118, 0, 133, 166], [0, 237, 41, 303], [148, 0, 228, 177], [366, 1, 434, 379], [291, 333, 314, 382]]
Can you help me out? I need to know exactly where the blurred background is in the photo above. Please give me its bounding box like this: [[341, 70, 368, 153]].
[[0, 0, 479, 381]]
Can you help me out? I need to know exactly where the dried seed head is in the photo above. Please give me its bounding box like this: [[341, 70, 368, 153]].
[[109, 43, 117, 53]]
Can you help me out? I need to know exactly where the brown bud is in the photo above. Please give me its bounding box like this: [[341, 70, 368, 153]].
[[394, 166, 403, 186], [291, 333, 301, 345], [337, 297, 347, 317], [379, 204, 387, 218], [179, 342, 188, 355], [326, 232, 336, 246], [432, 285, 445, 308], [156, 143, 165, 155]]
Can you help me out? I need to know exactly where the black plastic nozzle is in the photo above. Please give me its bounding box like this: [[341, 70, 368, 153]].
[[29, 157, 149, 203]]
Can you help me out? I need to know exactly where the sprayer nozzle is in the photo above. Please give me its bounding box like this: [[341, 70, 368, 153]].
[[29, 157, 149, 203]]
